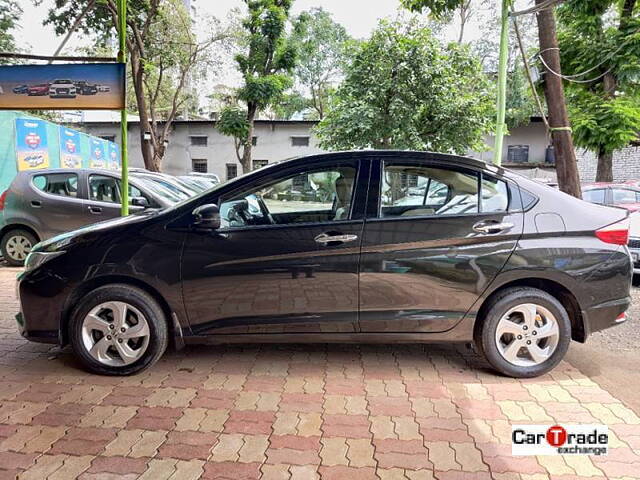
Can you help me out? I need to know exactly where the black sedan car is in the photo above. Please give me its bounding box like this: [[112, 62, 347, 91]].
[[16, 151, 632, 377]]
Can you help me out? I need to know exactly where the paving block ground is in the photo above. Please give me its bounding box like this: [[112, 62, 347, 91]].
[[1, 267, 639, 479]]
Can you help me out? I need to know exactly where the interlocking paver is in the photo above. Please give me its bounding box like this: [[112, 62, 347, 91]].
[[0, 268, 639, 479]]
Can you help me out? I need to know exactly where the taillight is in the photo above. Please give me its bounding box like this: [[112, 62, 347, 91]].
[[0, 191, 7, 211], [595, 219, 630, 245]]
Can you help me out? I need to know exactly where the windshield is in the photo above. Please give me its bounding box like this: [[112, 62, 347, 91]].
[[132, 176, 186, 203]]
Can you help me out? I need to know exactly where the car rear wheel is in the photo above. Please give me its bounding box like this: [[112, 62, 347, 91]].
[[1, 229, 38, 266], [477, 287, 571, 378], [68, 284, 168, 375]]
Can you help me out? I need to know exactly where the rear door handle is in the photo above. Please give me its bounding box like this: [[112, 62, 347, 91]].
[[88, 206, 103, 215], [473, 221, 514, 234], [314, 233, 358, 245], [30, 200, 41, 208]]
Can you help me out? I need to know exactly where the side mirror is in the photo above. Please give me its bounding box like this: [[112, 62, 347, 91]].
[[192, 203, 220, 230], [130, 196, 150, 208]]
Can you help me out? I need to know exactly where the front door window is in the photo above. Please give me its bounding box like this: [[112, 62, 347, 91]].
[[219, 166, 357, 228]]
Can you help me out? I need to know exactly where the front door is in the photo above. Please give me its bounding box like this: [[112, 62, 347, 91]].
[[359, 157, 524, 333], [181, 158, 368, 335], [85, 174, 145, 221]]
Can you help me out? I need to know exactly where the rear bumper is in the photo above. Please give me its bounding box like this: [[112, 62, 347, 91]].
[[582, 296, 631, 338]]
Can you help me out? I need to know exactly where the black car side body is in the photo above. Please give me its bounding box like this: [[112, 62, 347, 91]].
[[16, 151, 632, 349]]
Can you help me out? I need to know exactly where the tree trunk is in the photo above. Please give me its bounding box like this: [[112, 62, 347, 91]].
[[596, 149, 613, 182], [536, 1, 582, 198], [130, 51, 157, 171], [240, 102, 258, 174]]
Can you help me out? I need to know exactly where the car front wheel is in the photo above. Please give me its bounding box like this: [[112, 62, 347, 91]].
[[477, 287, 571, 378], [68, 284, 168, 375]]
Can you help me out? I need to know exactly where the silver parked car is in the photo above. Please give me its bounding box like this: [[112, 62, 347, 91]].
[[0, 169, 177, 265]]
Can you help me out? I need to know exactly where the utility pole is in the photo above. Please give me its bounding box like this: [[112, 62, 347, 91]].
[[117, 0, 129, 215], [493, 0, 510, 166], [535, 0, 582, 198]]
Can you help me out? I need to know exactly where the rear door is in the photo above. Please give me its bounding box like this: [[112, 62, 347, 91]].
[[358, 156, 524, 333]]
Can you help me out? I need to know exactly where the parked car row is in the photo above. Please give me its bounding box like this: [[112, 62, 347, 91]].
[[12, 79, 111, 99], [0, 167, 219, 266]]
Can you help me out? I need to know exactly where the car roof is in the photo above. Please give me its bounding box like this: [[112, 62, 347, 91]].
[[583, 182, 640, 190]]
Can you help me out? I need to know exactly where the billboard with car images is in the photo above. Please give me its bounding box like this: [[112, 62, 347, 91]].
[[15, 118, 50, 171], [0, 63, 125, 110], [59, 127, 83, 169]]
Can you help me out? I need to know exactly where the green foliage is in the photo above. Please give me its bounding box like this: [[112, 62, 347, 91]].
[[506, 67, 537, 128], [570, 90, 640, 154], [289, 8, 353, 118], [235, 0, 297, 110], [217, 106, 250, 142], [558, 0, 640, 155], [401, 0, 468, 18], [316, 19, 494, 153], [0, 0, 22, 61]]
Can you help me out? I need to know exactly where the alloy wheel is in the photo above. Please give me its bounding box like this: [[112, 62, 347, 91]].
[[495, 303, 560, 367], [81, 301, 151, 367], [5, 235, 32, 261]]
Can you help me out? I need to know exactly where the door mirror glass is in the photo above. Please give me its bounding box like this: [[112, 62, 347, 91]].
[[130, 196, 150, 208], [192, 203, 220, 230]]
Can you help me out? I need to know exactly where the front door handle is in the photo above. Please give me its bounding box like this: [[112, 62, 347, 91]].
[[88, 206, 103, 215], [30, 200, 41, 208], [314, 233, 358, 245], [473, 221, 514, 234]]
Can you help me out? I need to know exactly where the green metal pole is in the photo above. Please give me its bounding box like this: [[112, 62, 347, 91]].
[[493, 0, 510, 166], [117, 0, 129, 216]]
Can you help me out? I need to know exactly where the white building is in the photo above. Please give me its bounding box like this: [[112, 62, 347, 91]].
[[73, 116, 640, 182], [76, 119, 324, 181]]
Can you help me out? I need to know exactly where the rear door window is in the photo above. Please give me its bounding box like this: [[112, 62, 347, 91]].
[[612, 188, 639, 205], [32, 173, 79, 198], [380, 164, 479, 217], [481, 175, 509, 212]]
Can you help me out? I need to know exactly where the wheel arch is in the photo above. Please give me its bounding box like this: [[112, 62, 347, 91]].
[[61, 274, 183, 349], [0, 224, 40, 244], [474, 277, 586, 343]]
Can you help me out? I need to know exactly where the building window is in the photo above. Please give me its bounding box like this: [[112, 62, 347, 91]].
[[192, 159, 208, 173], [252, 136, 258, 146], [291, 136, 310, 147], [507, 145, 530, 163], [253, 159, 268, 170], [226, 163, 238, 180], [99, 135, 115, 142], [190, 136, 208, 147]]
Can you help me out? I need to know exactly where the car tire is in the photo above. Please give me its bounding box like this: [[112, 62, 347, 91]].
[[476, 287, 571, 378], [68, 284, 168, 375], [1, 229, 38, 266]]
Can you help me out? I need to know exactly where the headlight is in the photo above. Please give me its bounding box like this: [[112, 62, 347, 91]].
[[24, 251, 65, 272]]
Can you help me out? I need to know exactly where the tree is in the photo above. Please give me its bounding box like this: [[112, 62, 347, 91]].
[[288, 8, 352, 119], [222, 0, 298, 174], [558, 0, 640, 181], [315, 20, 493, 152], [402, 0, 582, 197], [40, 0, 233, 171], [0, 0, 22, 62]]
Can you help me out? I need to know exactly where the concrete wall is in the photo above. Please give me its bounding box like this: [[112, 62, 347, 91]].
[[470, 120, 551, 165], [576, 146, 640, 182], [78, 120, 325, 179]]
